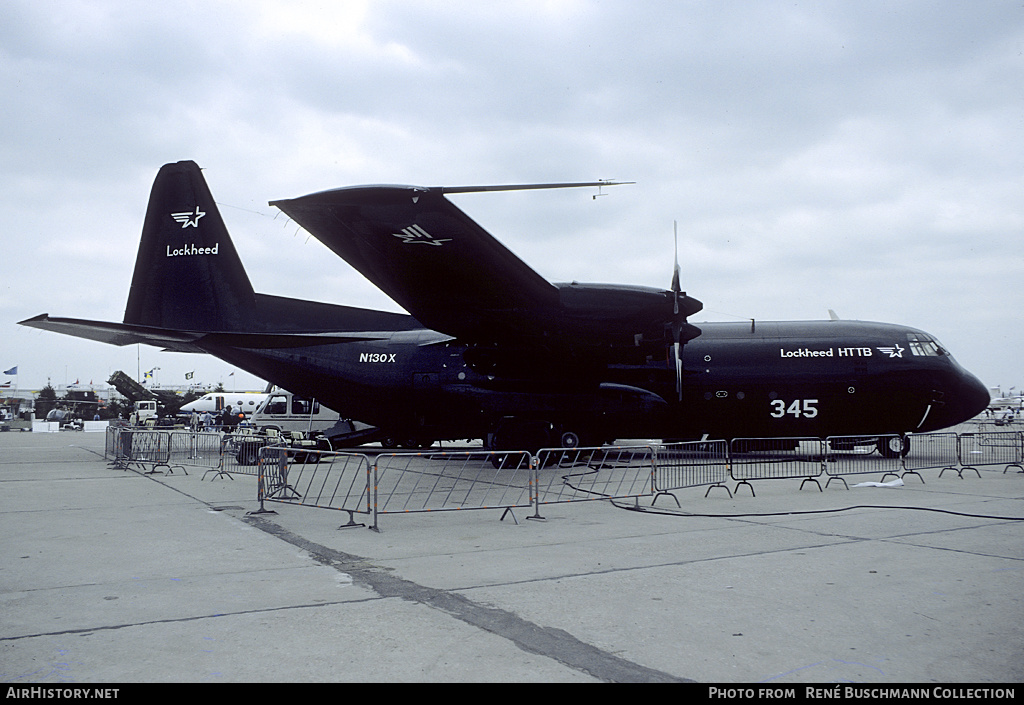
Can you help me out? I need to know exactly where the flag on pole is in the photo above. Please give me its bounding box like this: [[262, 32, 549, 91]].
[[185, 371, 194, 380], [3, 367, 16, 376]]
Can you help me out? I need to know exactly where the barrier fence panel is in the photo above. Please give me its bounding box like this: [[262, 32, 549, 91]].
[[217, 430, 273, 478], [372, 450, 534, 528], [167, 431, 224, 477], [651, 440, 730, 501], [105, 426, 127, 467], [532, 445, 656, 511], [728, 437, 825, 494], [256, 446, 372, 527], [955, 430, 1024, 477], [822, 436, 903, 488], [117, 430, 173, 474], [903, 432, 960, 479]]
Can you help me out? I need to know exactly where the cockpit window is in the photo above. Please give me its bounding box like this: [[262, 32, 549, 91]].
[[265, 396, 287, 414], [907, 333, 945, 356]]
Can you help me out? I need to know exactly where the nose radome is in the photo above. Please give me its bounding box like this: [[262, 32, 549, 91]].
[[939, 367, 990, 428], [962, 370, 991, 420]]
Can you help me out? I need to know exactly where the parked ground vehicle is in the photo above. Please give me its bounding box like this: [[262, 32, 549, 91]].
[[250, 389, 366, 439], [130, 400, 157, 425]]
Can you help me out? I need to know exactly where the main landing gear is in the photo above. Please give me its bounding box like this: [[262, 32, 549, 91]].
[[486, 419, 596, 455], [380, 437, 434, 450]]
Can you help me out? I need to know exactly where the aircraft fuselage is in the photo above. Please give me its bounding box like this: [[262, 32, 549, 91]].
[[205, 318, 988, 447]]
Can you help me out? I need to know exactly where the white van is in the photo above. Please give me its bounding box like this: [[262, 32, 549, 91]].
[[250, 390, 355, 437], [128, 400, 158, 426]]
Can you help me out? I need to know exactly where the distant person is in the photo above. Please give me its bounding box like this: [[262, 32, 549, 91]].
[[202, 410, 213, 431]]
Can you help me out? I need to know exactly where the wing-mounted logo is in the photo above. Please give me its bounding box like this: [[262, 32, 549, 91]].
[[392, 223, 451, 246], [877, 344, 905, 358], [170, 206, 206, 228]]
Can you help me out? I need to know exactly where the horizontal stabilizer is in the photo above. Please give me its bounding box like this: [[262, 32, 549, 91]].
[[19, 314, 392, 353], [20, 314, 205, 351]]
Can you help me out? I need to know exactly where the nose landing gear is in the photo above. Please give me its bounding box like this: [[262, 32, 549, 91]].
[[877, 434, 910, 458]]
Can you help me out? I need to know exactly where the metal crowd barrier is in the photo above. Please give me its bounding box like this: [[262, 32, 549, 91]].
[[167, 431, 223, 477], [253, 446, 373, 528], [903, 432, 960, 480], [953, 430, 1024, 477], [532, 445, 657, 515], [822, 435, 904, 489], [105, 426, 127, 468], [104, 429, 173, 474], [728, 437, 825, 495], [216, 428, 272, 478], [651, 440, 731, 501], [372, 449, 534, 527]]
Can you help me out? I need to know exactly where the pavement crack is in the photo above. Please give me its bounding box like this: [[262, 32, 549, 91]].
[[242, 514, 689, 683], [0, 601, 366, 642]]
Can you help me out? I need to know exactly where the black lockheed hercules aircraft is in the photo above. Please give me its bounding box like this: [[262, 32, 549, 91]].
[[21, 161, 989, 454]]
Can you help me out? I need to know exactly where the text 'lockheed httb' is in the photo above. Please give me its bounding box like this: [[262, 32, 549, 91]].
[[20, 161, 990, 454]]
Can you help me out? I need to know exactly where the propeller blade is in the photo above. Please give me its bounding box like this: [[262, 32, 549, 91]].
[[671, 220, 684, 399], [671, 221, 681, 314], [674, 339, 683, 400]]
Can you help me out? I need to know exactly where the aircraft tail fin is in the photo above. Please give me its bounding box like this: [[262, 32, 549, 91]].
[[123, 161, 256, 331]]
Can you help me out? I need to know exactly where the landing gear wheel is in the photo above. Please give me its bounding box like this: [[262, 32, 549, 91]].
[[877, 434, 910, 458], [559, 431, 581, 449]]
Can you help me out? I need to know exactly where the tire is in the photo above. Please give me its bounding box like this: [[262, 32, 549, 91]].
[[559, 431, 581, 449], [877, 435, 909, 458]]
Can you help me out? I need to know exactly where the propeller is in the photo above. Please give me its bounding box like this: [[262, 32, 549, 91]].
[[671, 222, 683, 400], [668, 221, 702, 401]]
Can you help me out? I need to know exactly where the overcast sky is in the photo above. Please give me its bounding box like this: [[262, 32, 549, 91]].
[[3, 0, 1022, 396]]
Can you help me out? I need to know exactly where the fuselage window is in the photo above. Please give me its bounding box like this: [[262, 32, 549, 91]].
[[291, 397, 320, 415]]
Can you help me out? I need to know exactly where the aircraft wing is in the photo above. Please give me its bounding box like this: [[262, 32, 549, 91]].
[[19, 314, 392, 353], [270, 185, 568, 342]]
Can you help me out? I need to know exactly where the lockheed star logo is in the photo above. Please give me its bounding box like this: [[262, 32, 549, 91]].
[[170, 206, 206, 228], [392, 224, 451, 246], [877, 344, 905, 358]]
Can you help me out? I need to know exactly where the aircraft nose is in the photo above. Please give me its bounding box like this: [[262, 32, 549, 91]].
[[938, 366, 990, 428], [961, 370, 991, 419]]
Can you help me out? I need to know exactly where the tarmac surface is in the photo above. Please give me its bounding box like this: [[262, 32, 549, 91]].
[[1, 429, 1022, 684]]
